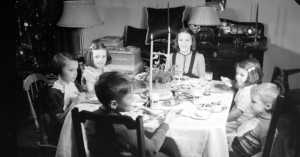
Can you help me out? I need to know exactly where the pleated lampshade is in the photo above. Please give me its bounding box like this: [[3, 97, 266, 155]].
[[57, 0, 102, 28], [188, 6, 221, 26]]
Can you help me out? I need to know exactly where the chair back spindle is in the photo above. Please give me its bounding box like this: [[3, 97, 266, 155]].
[[23, 73, 57, 156], [23, 73, 49, 144], [72, 108, 146, 157]]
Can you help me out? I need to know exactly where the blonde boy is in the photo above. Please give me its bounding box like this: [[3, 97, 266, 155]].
[[229, 82, 280, 157]]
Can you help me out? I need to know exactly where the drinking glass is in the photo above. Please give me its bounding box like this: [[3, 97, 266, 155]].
[[150, 93, 160, 109], [192, 89, 202, 105], [174, 69, 183, 81], [205, 71, 213, 81]]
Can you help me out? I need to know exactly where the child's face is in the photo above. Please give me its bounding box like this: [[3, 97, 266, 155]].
[[61, 60, 78, 83], [178, 32, 192, 53], [93, 49, 107, 69], [235, 66, 248, 88], [250, 93, 271, 115], [116, 92, 134, 112]]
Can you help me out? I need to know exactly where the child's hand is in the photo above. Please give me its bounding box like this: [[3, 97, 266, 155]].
[[163, 110, 177, 124], [221, 76, 233, 87], [71, 92, 86, 105]]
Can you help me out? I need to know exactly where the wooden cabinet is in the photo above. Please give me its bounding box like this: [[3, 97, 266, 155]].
[[194, 18, 267, 80]]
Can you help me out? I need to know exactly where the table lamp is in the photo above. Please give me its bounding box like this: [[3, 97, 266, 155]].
[[57, 0, 102, 58], [188, 6, 221, 34]]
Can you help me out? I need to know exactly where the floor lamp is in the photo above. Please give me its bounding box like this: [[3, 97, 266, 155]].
[[57, 0, 102, 58]]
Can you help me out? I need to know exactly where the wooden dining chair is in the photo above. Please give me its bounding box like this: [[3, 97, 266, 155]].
[[271, 66, 300, 97], [261, 95, 285, 157], [285, 91, 300, 157], [264, 66, 300, 157], [23, 73, 56, 156], [72, 107, 146, 157]]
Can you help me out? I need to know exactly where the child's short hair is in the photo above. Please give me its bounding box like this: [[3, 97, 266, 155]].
[[52, 53, 77, 75], [84, 39, 112, 67], [173, 28, 197, 52], [236, 58, 263, 85], [94, 71, 132, 107], [251, 82, 280, 112]]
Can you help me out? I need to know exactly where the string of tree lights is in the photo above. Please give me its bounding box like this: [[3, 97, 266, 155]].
[[16, 0, 63, 74]]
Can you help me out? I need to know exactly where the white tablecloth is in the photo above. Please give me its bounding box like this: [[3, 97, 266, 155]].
[[55, 79, 234, 157], [145, 91, 234, 157]]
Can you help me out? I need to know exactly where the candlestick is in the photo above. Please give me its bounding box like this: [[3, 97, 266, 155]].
[[149, 34, 153, 93]]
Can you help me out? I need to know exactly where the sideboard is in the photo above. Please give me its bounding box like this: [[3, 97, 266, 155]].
[[194, 18, 267, 80]]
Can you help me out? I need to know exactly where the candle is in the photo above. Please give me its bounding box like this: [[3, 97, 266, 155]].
[[166, 27, 171, 70], [149, 34, 153, 93]]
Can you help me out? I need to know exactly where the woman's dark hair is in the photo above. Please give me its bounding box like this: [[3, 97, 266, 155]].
[[94, 71, 132, 108], [52, 52, 77, 75], [173, 28, 197, 52], [84, 39, 112, 67]]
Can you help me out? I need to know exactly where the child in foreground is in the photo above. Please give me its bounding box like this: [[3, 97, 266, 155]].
[[85, 71, 180, 157], [228, 82, 280, 157]]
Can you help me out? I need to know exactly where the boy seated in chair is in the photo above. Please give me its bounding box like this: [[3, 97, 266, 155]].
[[228, 82, 280, 157], [85, 71, 180, 157]]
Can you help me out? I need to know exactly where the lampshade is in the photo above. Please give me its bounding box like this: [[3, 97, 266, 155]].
[[188, 6, 221, 26], [57, 0, 102, 28]]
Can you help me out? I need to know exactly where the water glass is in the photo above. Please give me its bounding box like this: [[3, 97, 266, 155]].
[[192, 89, 202, 105], [174, 70, 183, 81], [150, 93, 160, 109], [205, 71, 213, 81]]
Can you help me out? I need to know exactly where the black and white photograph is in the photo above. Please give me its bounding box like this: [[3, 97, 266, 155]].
[[16, 0, 300, 157]]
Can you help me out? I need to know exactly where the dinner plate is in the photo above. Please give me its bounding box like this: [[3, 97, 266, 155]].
[[192, 110, 211, 119], [179, 106, 211, 120], [81, 98, 100, 104]]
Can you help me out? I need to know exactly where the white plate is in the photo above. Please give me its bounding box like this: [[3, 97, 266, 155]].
[[192, 110, 211, 119], [179, 105, 211, 120]]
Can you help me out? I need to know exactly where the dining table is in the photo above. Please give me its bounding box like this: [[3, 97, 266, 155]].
[[55, 77, 234, 157]]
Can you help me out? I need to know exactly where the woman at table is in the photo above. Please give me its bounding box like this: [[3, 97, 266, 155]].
[[85, 71, 180, 157], [81, 39, 112, 94], [165, 28, 206, 78]]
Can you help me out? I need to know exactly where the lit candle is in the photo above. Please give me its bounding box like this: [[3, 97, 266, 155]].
[[149, 34, 153, 93]]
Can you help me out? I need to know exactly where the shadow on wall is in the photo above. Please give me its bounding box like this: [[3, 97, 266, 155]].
[[263, 43, 300, 89]]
